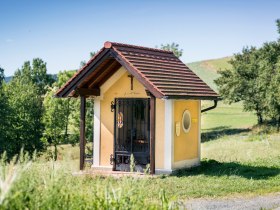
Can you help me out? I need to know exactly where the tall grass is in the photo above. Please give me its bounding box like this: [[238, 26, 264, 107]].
[[0, 154, 180, 209], [0, 130, 279, 209], [0, 150, 32, 205]]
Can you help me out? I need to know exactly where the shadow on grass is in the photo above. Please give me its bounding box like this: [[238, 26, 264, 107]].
[[202, 126, 251, 142], [172, 159, 280, 180]]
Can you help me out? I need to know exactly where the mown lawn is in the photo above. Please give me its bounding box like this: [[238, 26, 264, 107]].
[[201, 101, 257, 131], [1, 130, 279, 209]]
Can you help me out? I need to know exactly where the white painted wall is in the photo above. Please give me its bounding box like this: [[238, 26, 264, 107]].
[[163, 99, 174, 172], [93, 98, 101, 167]]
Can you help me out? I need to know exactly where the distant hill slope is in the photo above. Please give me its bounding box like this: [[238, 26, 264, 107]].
[[4, 57, 231, 88], [4, 74, 57, 83], [5, 76, 12, 83], [187, 56, 232, 92]]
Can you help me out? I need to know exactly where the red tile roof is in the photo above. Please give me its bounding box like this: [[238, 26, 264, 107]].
[[55, 41, 219, 100]]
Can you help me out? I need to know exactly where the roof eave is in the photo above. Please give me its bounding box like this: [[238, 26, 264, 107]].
[[55, 48, 110, 98], [163, 95, 221, 100]]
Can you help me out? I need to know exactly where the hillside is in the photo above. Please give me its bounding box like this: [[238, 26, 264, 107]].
[[187, 57, 257, 131], [187, 56, 232, 91]]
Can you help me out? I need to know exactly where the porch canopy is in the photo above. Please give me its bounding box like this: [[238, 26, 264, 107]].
[[55, 41, 219, 173]]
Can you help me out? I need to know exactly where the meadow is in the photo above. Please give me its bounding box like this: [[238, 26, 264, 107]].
[[1, 127, 279, 209], [0, 57, 279, 209]]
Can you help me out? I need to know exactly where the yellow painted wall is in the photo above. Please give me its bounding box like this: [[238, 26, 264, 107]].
[[99, 67, 165, 168], [173, 100, 199, 162], [155, 98, 165, 169]]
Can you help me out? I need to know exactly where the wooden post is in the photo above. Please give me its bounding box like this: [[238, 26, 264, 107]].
[[80, 96, 86, 170], [150, 94, 156, 174]]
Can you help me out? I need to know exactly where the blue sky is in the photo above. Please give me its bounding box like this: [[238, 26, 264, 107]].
[[0, 0, 279, 76]]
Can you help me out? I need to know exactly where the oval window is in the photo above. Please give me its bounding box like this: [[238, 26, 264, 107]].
[[182, 110, 191, 133]]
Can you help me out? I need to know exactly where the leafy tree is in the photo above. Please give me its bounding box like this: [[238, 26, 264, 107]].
[[0, 67, 4, 85], [0, 67, 12, 155], [42, 70, 80, 159], [5, 76, 44, 157], [215, 20, 280, 126], [31, 58, 55, 95], [85, 99, 94, 144], [258, 41, 280, 128], [42, 86, 71, 160], [1, 58, 52, 157], [14, 58, 55, 95], [159, 43, 183, 58], [215, 47, 266, 124]]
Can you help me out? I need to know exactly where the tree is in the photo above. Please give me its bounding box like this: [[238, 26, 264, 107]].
[[215, 20, 280, 126], [268, 60, 280, 129], [258, 41, 280, 128], [14, 58, 55, 95], [215, 47, 266, 124], [0, 67, 4, 85], [31, 58, 55, 95], [42, 86, 70, 160], [159, 43, 183, 58], [0, 67, 12, 155], [42, 70, 80, 160], [5, 76, 44, 157]]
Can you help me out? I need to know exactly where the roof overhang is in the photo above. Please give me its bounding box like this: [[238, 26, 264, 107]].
[[163, 95, 221, 100], [55, 41, 220, 100]]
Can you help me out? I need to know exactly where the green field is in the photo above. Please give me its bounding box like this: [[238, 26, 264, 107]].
[[1, 130, 279, 209], [188, 57, 257, 134]]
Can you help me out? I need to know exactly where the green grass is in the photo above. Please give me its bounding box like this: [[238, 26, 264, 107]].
[[187, 56, 232, 92], [1, 130, 279, 209], [202, 102, 257, 130]]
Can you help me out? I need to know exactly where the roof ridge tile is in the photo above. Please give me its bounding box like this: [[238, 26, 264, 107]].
[[104, 41, 173, 54]]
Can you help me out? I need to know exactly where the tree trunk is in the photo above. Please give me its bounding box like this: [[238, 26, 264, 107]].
[[277, 115, 280, 132], [54, 144, 58, 161], [257, 113, 263, 124]]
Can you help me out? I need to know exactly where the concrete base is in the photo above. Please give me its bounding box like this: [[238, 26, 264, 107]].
[[155, 169, 173, 175], [91, 158, 200, 174], [91, 165, 113, 171]]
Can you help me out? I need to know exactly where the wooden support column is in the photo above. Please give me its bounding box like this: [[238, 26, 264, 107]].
[[150, 94, 156, 174], [80, 96, 86, 170]]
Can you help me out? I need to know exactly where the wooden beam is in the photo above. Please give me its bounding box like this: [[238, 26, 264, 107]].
[[150, 94, 156, 174], [80, 96, 86, 170], [86, 59, 116, 88], [95, 62, 122, 87], [76, 88, 100, 96], [59, 49, 110, 97]]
